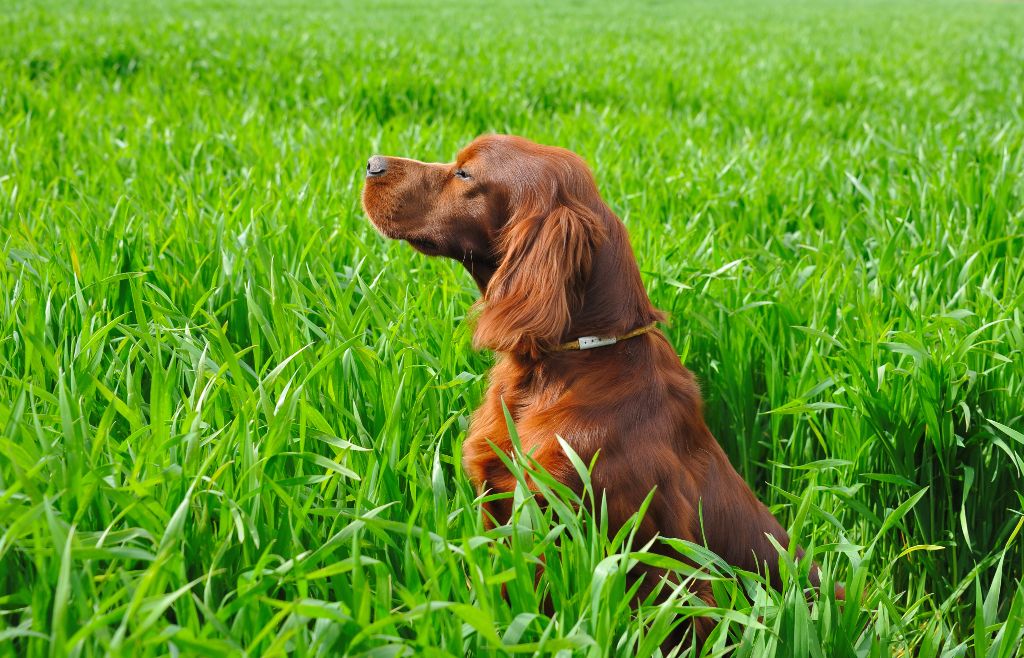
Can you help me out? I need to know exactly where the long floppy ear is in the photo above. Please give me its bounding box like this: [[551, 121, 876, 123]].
[[474, 201, 605, 357]]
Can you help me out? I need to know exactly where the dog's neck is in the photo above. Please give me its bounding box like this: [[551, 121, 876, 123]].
[[568, 214, 663, 341], [467, 206, 662, 358], [463, 256, 497, 293]]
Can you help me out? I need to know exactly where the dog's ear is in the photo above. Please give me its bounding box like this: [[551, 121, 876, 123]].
[[474, 199, 605, 357]]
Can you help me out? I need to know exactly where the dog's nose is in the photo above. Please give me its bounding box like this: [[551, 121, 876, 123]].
[[366, 155, 388, 178]]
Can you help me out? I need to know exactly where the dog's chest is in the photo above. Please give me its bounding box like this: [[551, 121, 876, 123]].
[[461, 373, 593, 494]]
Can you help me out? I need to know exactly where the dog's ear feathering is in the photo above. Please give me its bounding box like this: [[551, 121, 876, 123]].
[[474, 198, 605, 357]]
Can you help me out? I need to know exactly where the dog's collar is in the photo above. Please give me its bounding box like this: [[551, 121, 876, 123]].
[[553, 322, 659, 352]]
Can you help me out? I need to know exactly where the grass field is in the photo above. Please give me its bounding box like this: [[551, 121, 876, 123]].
[[2, 0, 1024, 655]]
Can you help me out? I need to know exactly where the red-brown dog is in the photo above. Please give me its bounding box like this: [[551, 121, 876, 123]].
[[362, 135, 834, 642]]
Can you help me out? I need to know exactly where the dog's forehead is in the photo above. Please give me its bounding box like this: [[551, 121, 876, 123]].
[[457, 135, 535, 165]]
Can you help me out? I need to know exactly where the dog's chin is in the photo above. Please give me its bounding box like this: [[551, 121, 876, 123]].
[[405, 237, 445, 256], [363, 203, 445, 256], [364, 213, 404, 242]]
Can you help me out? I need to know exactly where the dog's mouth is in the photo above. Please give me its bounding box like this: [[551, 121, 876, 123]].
[[363, 208, 445, 257]]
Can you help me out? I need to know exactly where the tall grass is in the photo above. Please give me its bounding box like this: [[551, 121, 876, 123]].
[[1, 0, 1022, 655]]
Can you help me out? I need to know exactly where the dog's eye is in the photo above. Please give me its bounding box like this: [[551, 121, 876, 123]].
[[454, 168, 471, 180]]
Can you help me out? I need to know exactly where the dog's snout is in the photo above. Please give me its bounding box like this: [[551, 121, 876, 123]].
[[366, 155, 388, 178]]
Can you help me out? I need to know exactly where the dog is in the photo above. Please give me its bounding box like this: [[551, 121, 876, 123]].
[[362, 134, 836, 644]]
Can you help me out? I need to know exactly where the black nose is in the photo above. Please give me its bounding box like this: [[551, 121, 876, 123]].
[[366, 155, 387, 177]]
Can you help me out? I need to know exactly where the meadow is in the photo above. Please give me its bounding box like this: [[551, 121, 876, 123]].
[[1, 0, 1023, 655]]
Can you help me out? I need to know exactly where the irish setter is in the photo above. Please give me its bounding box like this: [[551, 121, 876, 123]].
[[362, 135, 834, 644]]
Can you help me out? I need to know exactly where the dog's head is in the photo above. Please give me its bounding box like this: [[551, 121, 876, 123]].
[[363, 134, 659, 357]]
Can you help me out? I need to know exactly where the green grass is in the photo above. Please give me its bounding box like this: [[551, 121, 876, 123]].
[[2, 0, 1023, 655]]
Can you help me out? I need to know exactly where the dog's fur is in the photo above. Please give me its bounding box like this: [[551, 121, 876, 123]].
[[362, 135, 834, 643]]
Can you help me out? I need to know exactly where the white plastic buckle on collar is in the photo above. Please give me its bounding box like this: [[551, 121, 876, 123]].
[[576, 336, 617, 350]]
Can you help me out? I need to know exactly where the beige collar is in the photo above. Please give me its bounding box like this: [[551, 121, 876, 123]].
[[553, 322, 659, 352]]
